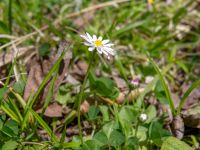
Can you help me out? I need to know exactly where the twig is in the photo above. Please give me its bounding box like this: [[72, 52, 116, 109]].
[[0, 73, 27, 81], [12, 43, 20, 81]]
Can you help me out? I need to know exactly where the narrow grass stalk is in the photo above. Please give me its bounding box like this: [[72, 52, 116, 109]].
[[177, 77, 200, 115], [8, 0, 13, 34], [77, 52, 94, 143], [29, 47, 68, 108], [42, 69, 58, 115], [146, 54, 176, 115], [30, 109, 58, 143]]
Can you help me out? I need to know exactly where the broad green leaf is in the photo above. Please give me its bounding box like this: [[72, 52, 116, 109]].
[[145, 105, 157, 123], [2, 140, 18, 150], [102, 121, 119, 138], [149, 121, 171, 146], [63, 141, 81, 149], [109, 130, 125, 147], [133, 126, 148, 142], [126, 137, 139, 150], [94, 130, 109, 147], [1, 120, 18, 137], [119, 106, 139, 124], [87, 105, 99, 121], [80, 140, 100, 150], [161, 137, 193, 150]]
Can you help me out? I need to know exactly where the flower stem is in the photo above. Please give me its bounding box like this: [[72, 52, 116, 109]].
[[77, 52, 94, 143]]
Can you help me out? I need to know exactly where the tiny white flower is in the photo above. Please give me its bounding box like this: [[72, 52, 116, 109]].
[[80, 32, 115, 59], [139, 113, 147, 122]]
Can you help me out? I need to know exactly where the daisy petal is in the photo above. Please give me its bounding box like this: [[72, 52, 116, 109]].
[[86, 32, 93, 41], [84, 42, 94, 46], [97, 47, 102, 54], [81, 35, 91, 43], [93, 35, 97, 41], [98, 36, 103, 41], [104, 47, 115, 55], [88, 47, 95, 51], [104, 43, 114, 47], [102, 40, 110, 44], [101, 47, 109, 56]]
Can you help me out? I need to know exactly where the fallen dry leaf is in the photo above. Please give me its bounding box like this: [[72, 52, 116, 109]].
[[23, 41, 72, 110], [37, 102, 63, 117]]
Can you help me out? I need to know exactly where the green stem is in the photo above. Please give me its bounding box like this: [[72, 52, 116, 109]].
[[77, 52, 94, 143], [135, 121, 139, 137], [8, 0, 12, 34], [177, 77, 200, 115], [146, 53, 176, 115]]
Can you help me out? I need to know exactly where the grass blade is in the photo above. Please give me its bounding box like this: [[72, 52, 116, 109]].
[[177, 78, 200, 115], [29, 45, 69, 108], [146, 54, 176, 115], [30, 109, 58, 143]]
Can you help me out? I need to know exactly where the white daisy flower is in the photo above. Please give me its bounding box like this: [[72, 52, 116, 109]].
[[80, 32, 115, 59]]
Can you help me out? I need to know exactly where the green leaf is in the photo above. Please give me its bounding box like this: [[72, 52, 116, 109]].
[[109, 129, 125, 147], [63, 141, 81, 149], [80, 140, 100, 150], [99, 105, 109, 122], [119, 106, 139, 124], [126, 137, 139, 150], [2, 140, 18, 150], [154, 80, 168, 104], [145, 105, 157, 123], [102, 121, 119, 138], [0, 87, 8, 101], [149, 121, 171, 146], [13, 79, 26, 95], [1, 120, 18, 137], [94, 130, 109, 147], [87, 105, 99, 121], [134, 126, 148, 142], [89, 73, 119, 100], [161, 137, 193, 150], [39, 43, 51, 57]]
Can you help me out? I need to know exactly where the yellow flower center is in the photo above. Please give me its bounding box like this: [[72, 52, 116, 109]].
[[95, 40, 103, 47], [148, 0, 154, 4]]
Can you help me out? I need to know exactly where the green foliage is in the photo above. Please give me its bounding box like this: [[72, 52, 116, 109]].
[[56, 84, 73, 105], [39, 43, 51, 57], [161, 137, 194, 150], [89, 72, 119, 100], [13, 78, 26, 95], [87, 105, 100, 121], [0, 0, 199, 149], [2, 140, 18, 150], [149, 121, 171, 146]]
